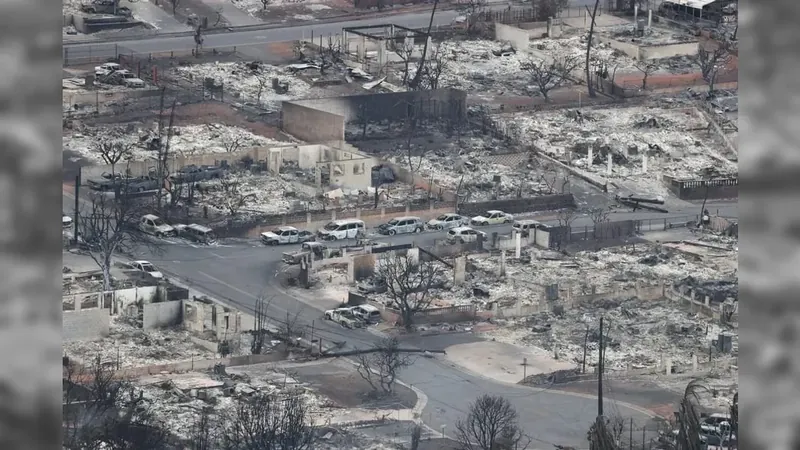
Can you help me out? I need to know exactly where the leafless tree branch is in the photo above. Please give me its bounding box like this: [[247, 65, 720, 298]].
[[355, 336, 415, 395], [455, 394, 529, 450], [376, 251, 445, 329]]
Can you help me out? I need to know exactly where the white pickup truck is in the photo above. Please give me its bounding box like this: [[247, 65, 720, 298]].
[[323, 307, 364, 329]]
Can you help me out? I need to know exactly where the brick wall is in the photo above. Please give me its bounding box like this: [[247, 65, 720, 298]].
[[63, 309, 110, 342]]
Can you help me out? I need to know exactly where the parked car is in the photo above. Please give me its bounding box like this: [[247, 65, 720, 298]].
[[426, 213, 468, 231], [377, 216, 424, 236], [512, 219, 545, 237], [174, 223, 217, 244], [446, 226, 487, 244], [470, 210, 514, 226], [138, 214, 175, 237], [351, 304, 382, 324], [323, 307, 364, 329], [261, 226, 315, 246], [101, 69, 144, 88], [171, 164, 225, 183], [62, 215, 73, 229], [282, 241, 341, 265], [86, 172, 133, 191], [356, 277, 388, 295], [317, 219, 366, 241], [94, 62, 121, 77], [129, 260, 163, 279]]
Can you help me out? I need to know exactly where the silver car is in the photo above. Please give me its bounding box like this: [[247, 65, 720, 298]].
[[377, 216, 424, 236], [426, 213, 468, 230]]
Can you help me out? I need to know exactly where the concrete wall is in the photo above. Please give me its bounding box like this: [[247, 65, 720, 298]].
[[640, 42, 700, 60], [320, 153, 376, 190], [494, 22, 530, 50], [143, 300, 183, 329], [286, 89, 467, 126], [596, 36, 699, 61], [457, 194, 575, 216], [665, 177, 738, 200], [79, 144, 335, 181], [63, 87, 163, 109], [64, 309, 110, 342], [281, 102, 346, 143], [63, 285, 157, 313], [111, 352, 288, 377], [596, 36, 641, 59], [383, 160, 457, 202]]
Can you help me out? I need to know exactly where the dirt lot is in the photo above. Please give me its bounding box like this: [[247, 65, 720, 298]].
[[289, 358, 417, 410], [445, 340, 575, 385]]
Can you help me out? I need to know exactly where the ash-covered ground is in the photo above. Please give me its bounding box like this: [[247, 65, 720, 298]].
[[493, 105, 738, 197], [63, 121, 290, 163]]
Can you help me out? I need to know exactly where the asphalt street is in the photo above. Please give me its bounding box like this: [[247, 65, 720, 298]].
[[83, 195, 734, 448], [63, 1, 603, 60]]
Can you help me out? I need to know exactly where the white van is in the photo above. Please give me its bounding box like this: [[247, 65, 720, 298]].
[[352, 304, 382, 323], [512, 219, 544, 237], [318, 219, 365, 241]]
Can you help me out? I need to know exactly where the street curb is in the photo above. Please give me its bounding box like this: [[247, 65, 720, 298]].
[[63, 4, 459, 46]]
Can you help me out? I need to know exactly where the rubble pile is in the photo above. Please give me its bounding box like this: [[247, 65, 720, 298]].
[[381, 132, 562, 201], [63, 122, 288, 163], [62, 0, 83, 16], [602, 24, 697, 45], [436, 40, 532, 97], [63, 317, 217, 368], [172, 62, 324, 112], [484, 296, 736, 372], [136, 371, 328, 442], [473, 244, 733, 298], [230, 0, 331, 15], [194, 171, 311, 216], [494, 106, 739, 197]]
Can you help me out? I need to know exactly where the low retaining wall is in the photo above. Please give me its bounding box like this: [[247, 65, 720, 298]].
[[665, 177, 738, 200], [111, 352, 289, 378], [457, 194, 575, 216]]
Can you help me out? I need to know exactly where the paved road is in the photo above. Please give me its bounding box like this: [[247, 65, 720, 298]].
[[125, 199, 734, 447], [63, 0, 603, 60], [64, 187, 735, 447]]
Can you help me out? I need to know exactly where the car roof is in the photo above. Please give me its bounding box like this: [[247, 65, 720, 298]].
[[134, 260, 152, 265], [487, 210, 504, 214], [331, 219, 364, 225], [142, 214, 160, 220], [391, 216, 420, 221], [514, 219, 540, 225], [451, 226, 472, 232], [188, 224, 212, 232], [356, 304, 379, 312], [278, 226, 298, 232]]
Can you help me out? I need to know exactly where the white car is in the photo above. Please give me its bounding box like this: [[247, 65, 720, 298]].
[[260, 226, 314, 246], [446, 226, 487, 244], [470, 210, 514, 226], [426, 213, 468, 230], [62, 215, 73, 229], [94, 62, 121, 77], [130, 260, 163, 279], [139, 214, 175, 237], [324, 307, 363, 329]]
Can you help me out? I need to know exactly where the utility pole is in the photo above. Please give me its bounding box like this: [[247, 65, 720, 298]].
[[598, 316, 604, 417], [73, 172, 81, 244], [582, 325, 589, 373], [522, 357, 528, 380], [629, 417, 633, 450]]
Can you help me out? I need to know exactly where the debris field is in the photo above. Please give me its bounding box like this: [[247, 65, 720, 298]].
[[493, 105, 739, 197], [63, 122, 291, 163], [171, 61, 327, 112], [483, 295, 736, 373]]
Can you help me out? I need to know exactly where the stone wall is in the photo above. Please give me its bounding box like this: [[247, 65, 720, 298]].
[[280, 102, 345, 143]]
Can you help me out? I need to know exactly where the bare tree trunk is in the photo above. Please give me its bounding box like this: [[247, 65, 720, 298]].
[[585, 0, 601, 98]]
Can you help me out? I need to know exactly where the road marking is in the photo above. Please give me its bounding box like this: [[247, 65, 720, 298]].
[[197, 271, 258, 301], [208, 251, 225, 259]]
